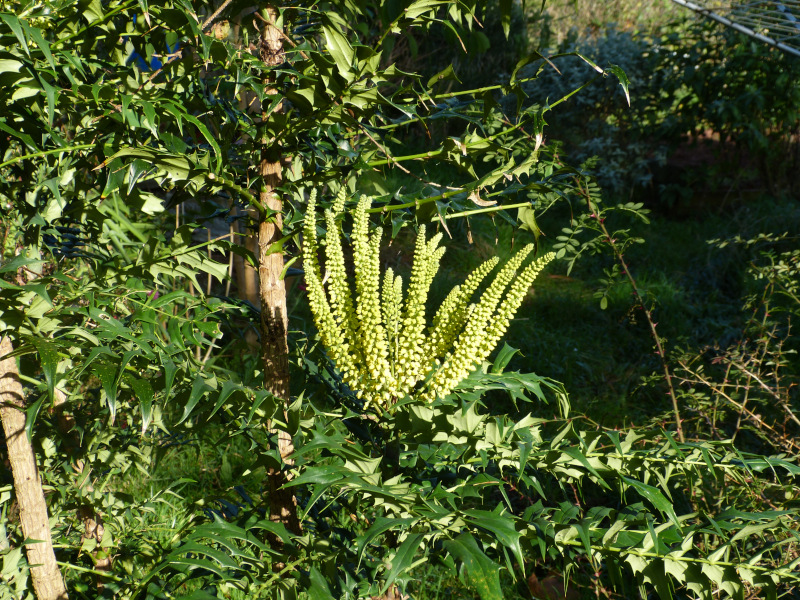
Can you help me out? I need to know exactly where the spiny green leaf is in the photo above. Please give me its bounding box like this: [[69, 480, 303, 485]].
[[491, 343, 520, 374], [563, 446, 611, 489], [510, 51, 558, 85], [29, 337, 58, 404], [605, 64, 631, 107], [39, 78, 56, 127], [208, 380, 242, 420], [499, 0, 512, 37], [463, 509, 524, 573], [0, 254, 44, 274], [405, 0, 448, 20], [160, 354, 177, 399], [643, 559, 674, 600], [0, 14, 29, 56], [0, 119, 37, 148], [357, 517, 417, 564], [322, 22, 355, 82], [379, 533, 425, 595], [0, 56, 24, 73], [128, 376, 155, 434], [517, 205, 541, 239], [27, 26, 54, 69], [171, 106, 222, 167], [178, 374, 212, 424], [24, 393, 48, 442], [427, 64, 460, 89], [285, 465, 350, 488], [93, 360, 118, 423], [622, 476, 680, 528], [167, 318, 186, 351], [308, 567, 336, 600], [443, 533, 503, 600]]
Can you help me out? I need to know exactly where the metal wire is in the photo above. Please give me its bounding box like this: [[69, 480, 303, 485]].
[[671, 0, 800, 57]]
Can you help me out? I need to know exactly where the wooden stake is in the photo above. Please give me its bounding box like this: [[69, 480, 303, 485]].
[[0, 336, 68, 600]]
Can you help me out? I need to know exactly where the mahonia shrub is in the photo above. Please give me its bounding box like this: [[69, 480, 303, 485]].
[[302, 189, 554, 409]]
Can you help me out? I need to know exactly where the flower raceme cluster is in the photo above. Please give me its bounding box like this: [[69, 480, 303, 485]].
[[302, 190, 554, 410]]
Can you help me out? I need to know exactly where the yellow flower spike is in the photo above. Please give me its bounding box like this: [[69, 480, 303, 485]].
[[424, 246, 535, 400], [457, 245, 533, 353], [303, 192, 360, 389], [324, 209, 359, 354], [478, 252, 555, 361], [350, 205, 393, 400], [425, 255, 501, 363], [461, 256, 501, 298], [382, 267, 403, 373], [332, 186, 347, 214], [396, 225, 447, 387], [302, 189, 552, 409], [366, 230, 392, 379]]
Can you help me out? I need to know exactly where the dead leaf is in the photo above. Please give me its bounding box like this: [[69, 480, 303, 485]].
[[468, 190, 496, 207]]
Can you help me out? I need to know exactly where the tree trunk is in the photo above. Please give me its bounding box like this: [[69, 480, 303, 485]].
[[258, 6, 300, 535], [0, 336, 68, 600]]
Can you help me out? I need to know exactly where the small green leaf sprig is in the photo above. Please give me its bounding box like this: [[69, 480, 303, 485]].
[[303, 190, 554, 410]]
